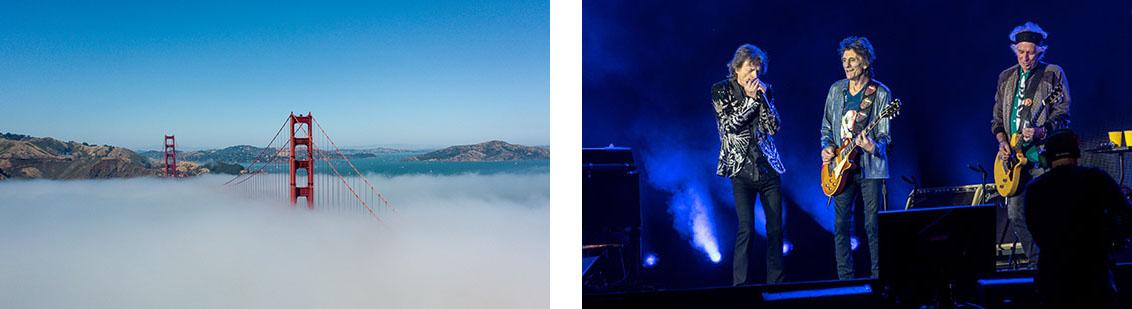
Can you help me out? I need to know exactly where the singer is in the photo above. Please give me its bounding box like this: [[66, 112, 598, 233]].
[[711, 43, 787, 285]]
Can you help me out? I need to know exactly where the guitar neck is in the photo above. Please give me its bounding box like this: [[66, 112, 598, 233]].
[[1025, 84, 1061, 128], [861, 118, 882, 138], [848, 117, 883, 145], [839, 117, 884, 156], [839, 100, 899, 156], [1025, 103, 1046, 129]]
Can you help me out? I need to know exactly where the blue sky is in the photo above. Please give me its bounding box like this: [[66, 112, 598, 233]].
[[0, 1, 548, 150]]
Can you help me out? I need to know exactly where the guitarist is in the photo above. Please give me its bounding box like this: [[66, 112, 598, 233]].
[[991, 21, 1071, 269], [820, 36, 892, 280], [712, 44, 787, 285]]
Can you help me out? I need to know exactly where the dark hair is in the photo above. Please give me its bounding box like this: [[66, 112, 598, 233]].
[[838, 36, 876, 77], [727, 44, 768, 81]]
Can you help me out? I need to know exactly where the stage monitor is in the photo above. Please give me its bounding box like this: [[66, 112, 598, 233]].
[[879, 204, 997, 304]]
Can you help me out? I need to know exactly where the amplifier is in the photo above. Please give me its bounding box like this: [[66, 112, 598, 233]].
[[583, 146, 640, 286], [904, 183, 1017, 261], [905, 183, 1001, 210]]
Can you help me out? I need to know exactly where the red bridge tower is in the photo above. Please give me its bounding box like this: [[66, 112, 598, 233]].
[[289, 113, 315, 208]]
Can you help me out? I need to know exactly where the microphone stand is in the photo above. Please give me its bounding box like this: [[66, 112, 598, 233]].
[[971, 163, 1020, 269], [902, 175, 919, 210], [967, 163, 989, 191]]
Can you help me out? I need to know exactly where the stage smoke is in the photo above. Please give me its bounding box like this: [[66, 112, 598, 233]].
[[643, 144, 727, 264]]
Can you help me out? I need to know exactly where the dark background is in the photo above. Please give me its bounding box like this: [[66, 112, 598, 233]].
[[584, 0, 1132, 289]]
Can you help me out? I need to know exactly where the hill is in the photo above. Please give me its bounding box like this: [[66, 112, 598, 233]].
[[137, 145, 396, 164], [0, 133, 156, 180], [401, 141, 549, 162]]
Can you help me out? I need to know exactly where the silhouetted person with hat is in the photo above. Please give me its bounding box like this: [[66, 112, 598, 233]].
[[1024, 129, 1132, 308]]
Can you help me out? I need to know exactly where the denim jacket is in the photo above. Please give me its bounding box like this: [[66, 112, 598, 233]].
[[820, 79, 892, 179]]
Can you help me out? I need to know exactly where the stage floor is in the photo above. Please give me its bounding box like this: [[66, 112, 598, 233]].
[[585, 263, 1132, 308]]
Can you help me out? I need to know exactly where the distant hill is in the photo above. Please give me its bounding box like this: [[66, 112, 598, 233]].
[[401, 141, 549, 162], [138, 145, 402, 164], [201, 161, 246, 175], [339, 147, 411, 155], [0, 134, 545, 179], [138, 145, 279, 164], [0, 133, 156, 180]]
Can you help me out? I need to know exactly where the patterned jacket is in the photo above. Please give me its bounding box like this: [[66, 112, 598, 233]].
[[712, 79, 783, 178], [991, 63, 1071, 144]]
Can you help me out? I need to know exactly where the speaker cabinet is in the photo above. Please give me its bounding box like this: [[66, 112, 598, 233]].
[[583, 146, 641, 287]]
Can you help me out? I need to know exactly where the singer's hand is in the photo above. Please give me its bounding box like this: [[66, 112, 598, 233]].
[[997, 141, 1010, 160], [742, 78, 762, 97]]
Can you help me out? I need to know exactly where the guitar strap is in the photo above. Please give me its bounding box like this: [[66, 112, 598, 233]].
[[859, 83, 878, 110], [838, 82, 879, 143], [1020, 64, 1050, 167], [1018, 63, 1048, 124], [856, 83, 879, 135], [1020, 63, 1048, 101]]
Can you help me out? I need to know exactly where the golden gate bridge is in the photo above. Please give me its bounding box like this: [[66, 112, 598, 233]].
[[171, 112, 399, 222]]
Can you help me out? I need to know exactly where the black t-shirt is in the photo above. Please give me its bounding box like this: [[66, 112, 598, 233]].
[[1024, 165, 1131, 303]]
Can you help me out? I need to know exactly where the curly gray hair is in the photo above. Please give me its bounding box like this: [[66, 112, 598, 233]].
[[1010, 21, 1048, 59]]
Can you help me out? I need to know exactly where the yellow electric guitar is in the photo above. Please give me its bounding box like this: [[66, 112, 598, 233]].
[[821, 99, 902, 197], [993, 83, 1063, 197]]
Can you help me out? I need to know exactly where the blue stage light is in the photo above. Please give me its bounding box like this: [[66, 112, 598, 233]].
[[850, 236, 860, 251], [643, 253, 658, 268], [782, 240, 794, 256], [675, 186, 721, 264], [708, 250, 722, 263], [762, 284, 873, 301]]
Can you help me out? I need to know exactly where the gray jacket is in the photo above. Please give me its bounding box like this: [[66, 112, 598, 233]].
[[820, 79, 893, 179], [991, 63, 1071, 142]]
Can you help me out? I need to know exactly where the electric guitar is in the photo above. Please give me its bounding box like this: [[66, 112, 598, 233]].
[[993, 83, 1064, 197], [821, 99, 902, 197]]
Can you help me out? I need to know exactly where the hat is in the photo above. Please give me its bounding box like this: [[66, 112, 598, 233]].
[[1013, 31, 1044, 45], [1041, 129, 1081, 161]]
